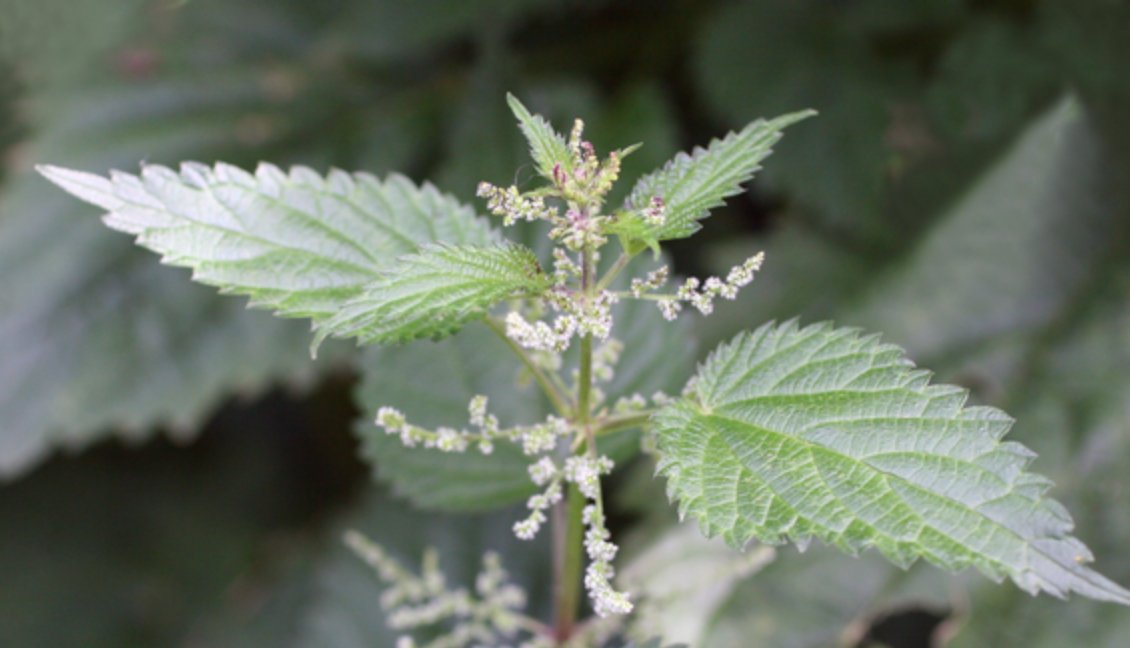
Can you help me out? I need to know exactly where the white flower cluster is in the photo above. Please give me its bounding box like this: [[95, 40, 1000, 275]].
[[563, 455, 613, 499], [611, 393, 646, 414], [630, 266, 669, 298], [505, 290, 618, 354], [513, 457, 563, 541], [512, 454, 615, 544], [610, 386, 668, 411], [551, 248, 580, 284], [505, 310, 575, 353], [581, 504, 633, 618], [345, 532, 535, 648], [518, 416, 569, 456], [376, 397, 496, 455], [652, 252, 764, 320], [375, 398, 567, 458], [476, 182, 557, 226]]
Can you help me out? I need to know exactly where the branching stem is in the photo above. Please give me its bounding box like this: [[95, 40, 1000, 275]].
[[595, 410, 656, 436], [484, 316, 572, 417], [594, 251, 632, 293]]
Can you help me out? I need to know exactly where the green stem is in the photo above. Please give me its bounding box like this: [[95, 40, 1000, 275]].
[[555, 483, 586, 642], [484, 316, 572, 417], [594, 251, 632, 293], [594, 409, 657, 436], [555, 242, 597, 643]]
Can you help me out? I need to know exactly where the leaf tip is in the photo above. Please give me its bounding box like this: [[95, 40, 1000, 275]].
[[37, 164, 122, 211]]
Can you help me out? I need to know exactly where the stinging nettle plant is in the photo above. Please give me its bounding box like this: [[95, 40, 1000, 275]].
[[39, 94, 1130, 646]]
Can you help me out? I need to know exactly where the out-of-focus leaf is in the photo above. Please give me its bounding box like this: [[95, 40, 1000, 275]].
[[702, 546, 951, 648], [620, 524, 775, 645], [327, 0, 562, 63], [845, 98, 1114, 374], [925, 20, 1057, 142], [694, 0, 907, 237], [0, 0, 145, 86]]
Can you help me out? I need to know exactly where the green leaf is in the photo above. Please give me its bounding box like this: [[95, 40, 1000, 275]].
[[0, 66, 370, 477], [654, 319, 1130, 605], [612, 110, 814, 254], [38, 162, 496, 339], [317, 242, 549, 348], [507, 92, 572, 181]]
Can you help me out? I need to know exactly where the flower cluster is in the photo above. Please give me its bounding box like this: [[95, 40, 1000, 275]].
[[513, 457, 564, 541], [629, 266, 669, 298], [582, 504, 632, 618], [504, 289, 618, 354], [476, 183, 557, 226], [476, 118, 624, 253], [345, 531, 541, 648], [629, 252, 764, 320], [375, 397, 567, 458]]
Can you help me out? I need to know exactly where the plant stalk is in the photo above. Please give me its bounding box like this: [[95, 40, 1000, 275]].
[[484, 316, 572, 417], [554, 241, 598, 643], [554, 483, 586, 642]]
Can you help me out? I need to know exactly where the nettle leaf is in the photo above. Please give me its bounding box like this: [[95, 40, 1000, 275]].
[[317, 242, 550, 348], [507, 92, 572, 181], [655, 320, 1130, 605], [39, 162, 495, 339], [612, 110, 814, 255]]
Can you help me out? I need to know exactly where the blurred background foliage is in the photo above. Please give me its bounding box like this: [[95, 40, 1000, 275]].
[[1, 0, 1128, 645]]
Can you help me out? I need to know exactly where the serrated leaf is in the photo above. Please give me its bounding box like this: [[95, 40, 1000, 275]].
[[0, 66, 369, 477], [317, 243, 549, 348], [613, 110, 814, 253], [655, 320, 1130, 605], [507, 92, 572, 180], [39, 162, 496, 339]]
